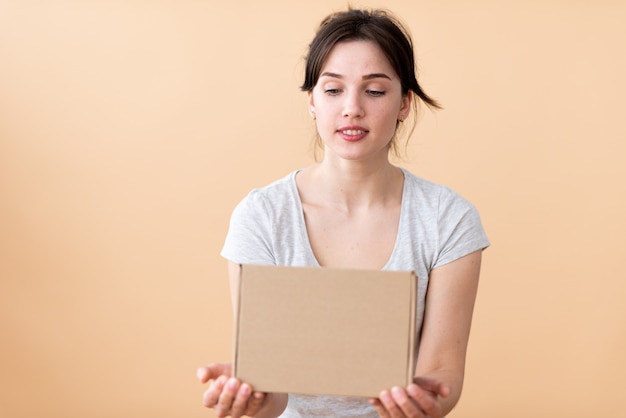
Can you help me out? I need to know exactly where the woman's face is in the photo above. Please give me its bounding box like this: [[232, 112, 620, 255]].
[[309, 40, 410, 163]]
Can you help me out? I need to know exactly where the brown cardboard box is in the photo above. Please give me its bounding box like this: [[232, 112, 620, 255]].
[[233, 264, 417, 398]]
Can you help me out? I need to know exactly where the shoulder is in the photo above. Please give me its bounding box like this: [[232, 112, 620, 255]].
[[233, 171, 300, 215], [245, 171, 297, 202], [401, 168, 473, 209], [248, 171, 297, 197], [399, 168, 490, 267]]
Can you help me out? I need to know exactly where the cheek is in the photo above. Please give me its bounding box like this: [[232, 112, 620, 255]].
[[373, 108, 400, 131], [312, 102, 337, 128], [315, 117, 335, 137]]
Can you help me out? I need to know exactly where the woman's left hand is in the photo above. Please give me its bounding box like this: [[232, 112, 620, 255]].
[[369, 377, 450, 418]]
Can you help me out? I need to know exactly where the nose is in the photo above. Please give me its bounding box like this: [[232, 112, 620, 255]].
[[342, 90, 364, 119]]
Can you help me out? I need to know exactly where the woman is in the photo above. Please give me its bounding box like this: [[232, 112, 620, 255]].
[[197, 8, 489, 418]]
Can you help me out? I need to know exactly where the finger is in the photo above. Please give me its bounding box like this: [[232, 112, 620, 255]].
[[407, 384, 442, 417], [230, 383, 253, 418], [412, 377, 450, 398], [390, 386, 421, 417], [215, 377, 240, 417], [196, 367, 211, 383], [378, 389, 405, 418], [369, 397, 391, 418], [245, 391, 266, 417], [198, 363, 232, 383], [202, 375, 227, 408]]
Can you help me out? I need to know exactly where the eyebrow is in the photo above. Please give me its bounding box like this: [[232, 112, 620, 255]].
[[320, 71, 392, 81]]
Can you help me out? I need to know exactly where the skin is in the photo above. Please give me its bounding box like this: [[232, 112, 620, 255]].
[[198, 40, 483, 418]]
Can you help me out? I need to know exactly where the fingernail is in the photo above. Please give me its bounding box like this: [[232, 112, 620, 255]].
[[239, 383, 251, 396], [196, 368, 205, 381], [228, 377, 238, 389], [379, 390, 391, 401]]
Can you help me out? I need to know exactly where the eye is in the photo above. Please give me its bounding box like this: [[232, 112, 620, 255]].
[[367, 90, 386, 97], [324, 89, 342, 96]]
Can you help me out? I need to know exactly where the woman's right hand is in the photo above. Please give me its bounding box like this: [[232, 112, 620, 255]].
[[197, 363, 267, 418]]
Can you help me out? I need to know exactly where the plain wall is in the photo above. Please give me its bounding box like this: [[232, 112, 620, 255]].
[[1, 1, 624, 417]]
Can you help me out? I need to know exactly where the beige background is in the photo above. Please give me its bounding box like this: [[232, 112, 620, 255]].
[[1, 1, 624, 417]]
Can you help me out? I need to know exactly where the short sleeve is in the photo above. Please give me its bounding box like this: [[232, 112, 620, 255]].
[[221, 190, 276, 265], [433, 188, 490, 269]]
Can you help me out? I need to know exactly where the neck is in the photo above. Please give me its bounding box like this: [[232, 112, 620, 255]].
[[307, 156, 403, 210]]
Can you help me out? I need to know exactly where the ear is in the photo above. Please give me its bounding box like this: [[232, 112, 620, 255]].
[[307, 90, 315, 115], [400, 91, 412, 115]]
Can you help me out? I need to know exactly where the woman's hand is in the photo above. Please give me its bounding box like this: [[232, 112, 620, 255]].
[[197, 363, 266, 418], [369, 377, 450, 418]]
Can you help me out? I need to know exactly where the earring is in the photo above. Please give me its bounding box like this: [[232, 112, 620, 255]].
[[311, 110, 316, 120], [399, 114, 405, 122]]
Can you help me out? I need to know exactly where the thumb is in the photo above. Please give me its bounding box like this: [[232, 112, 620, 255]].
[[412, 376, 450, 398], [197, 363, 232, 383]]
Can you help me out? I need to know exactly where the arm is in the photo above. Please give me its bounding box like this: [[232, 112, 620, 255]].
[[228, 260, 242, 315], [197, 262, 288, 418], [370, 250, 483, 418]]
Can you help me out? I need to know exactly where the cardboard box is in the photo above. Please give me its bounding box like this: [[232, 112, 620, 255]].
[[233, 264, 417, 398]]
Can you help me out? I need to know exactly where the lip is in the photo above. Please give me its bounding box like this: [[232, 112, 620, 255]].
[[337, 125, 369, 142]]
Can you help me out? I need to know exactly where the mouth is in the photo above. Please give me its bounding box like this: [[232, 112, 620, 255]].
[[337, 126, 369, 141], [340, 129, 366, 135]]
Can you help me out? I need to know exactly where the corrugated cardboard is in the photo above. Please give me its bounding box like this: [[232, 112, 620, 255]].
[[233, 264, 417, 398]]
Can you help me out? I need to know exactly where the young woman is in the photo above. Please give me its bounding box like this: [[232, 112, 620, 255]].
[[197, 8, 489, 418]]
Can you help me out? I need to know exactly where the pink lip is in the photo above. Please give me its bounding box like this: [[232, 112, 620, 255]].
[[337, 125, 369, 142]]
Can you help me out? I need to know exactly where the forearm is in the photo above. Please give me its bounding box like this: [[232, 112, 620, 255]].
[[414, 251, 482, 416]]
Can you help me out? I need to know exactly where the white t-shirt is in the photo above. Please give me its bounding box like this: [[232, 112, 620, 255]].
[[221, 168, 490, 417]]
